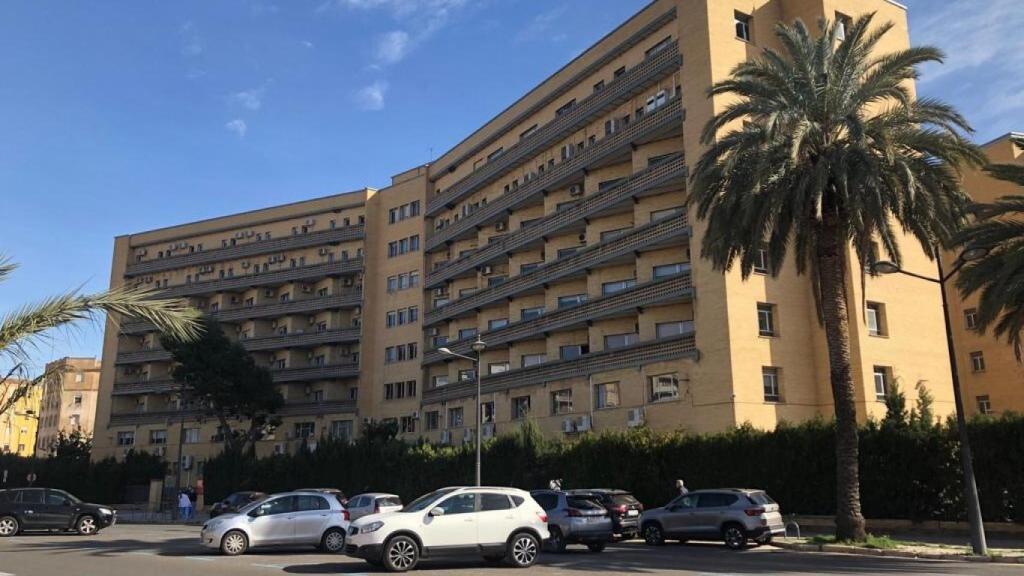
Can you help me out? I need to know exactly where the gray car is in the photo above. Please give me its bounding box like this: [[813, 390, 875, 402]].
[[640, 489, 784, 550], [200, 491, 350, 556], [346, 493, 403, 520], [530, 490, 613, 553]]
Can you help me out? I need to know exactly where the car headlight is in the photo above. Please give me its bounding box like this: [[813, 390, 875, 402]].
[[206, 520, 222, 530], [98, 508, 113, 516], [359, 521, 384, 534]]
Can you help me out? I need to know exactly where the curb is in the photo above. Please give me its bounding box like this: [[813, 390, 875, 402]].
[[772, 540, 1024, 565]]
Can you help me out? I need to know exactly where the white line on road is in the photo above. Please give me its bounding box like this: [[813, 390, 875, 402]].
[[0, 571, 16, 576], [185, 556, 215, 562], [250, 564, 285, 569]]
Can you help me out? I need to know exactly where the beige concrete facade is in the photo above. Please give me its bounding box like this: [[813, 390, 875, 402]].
[[948, 133, 1024, 416], [93, 0, 957, 470], [34, 357, 101, 455], [1, 381, 41, 457]]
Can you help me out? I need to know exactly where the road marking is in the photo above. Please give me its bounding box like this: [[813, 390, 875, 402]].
[[0, 572, 15, 576], [127, 551, 155, 556], [251, 563, 285, 569], [184, 556, 215, 562]]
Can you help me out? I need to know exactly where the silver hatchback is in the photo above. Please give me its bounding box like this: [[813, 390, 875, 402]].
[[200, 491, 350, 556], [640, 489, 784, 550], [530, 490, 613, 553]]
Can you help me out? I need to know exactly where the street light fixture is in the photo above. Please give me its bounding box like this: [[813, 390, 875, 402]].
[[439, 338, 487, 486], [872, 246, 991, 555]]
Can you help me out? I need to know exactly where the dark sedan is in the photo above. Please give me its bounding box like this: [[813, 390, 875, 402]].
[[209, 491, 267, 518], [567, 489, 643, 539], [0, 488, 116, 536]]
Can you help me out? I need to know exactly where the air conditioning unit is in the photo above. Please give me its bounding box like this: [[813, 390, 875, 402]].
[[440, 430, 451, 444], [569, 184, 584, 197], [433, 288, 447, 297], [305, 218, 316, 226], [302, 285, 313, 294], [562, 419, 576, 434], [481, 266, 494, 276], [463, 428, 474, 442], [627, 408, 646, 428], [482, 423, 496, 439], [241, 261, 251, 269], [578, 233, 587, 244], [577, 415, 592, 432], [181, 455, 194, 470], [495, 221, 507, 232], [319, 248, 330, 256]]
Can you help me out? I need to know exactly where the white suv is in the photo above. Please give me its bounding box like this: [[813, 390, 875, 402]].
[[345, 486, 549, 572]]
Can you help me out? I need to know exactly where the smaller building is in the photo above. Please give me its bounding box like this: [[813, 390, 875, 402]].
[[0, 381, 41, 456], [34, 357, 102, 455]]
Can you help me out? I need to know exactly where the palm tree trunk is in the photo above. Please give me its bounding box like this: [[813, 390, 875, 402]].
[[817, 221, 868, 542]]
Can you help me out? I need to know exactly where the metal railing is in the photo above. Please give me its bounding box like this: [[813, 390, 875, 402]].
[[108, 399, 357, 426], [154, 259, 363, 298], [115, 328, 362, 365]]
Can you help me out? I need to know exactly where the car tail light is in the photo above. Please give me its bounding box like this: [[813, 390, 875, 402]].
[[341, 509, 350, 521], [614, 504, 628, 514], [744, 508, 765, 517], [536, 511, 548, 523], [566, 508, 582, 517]]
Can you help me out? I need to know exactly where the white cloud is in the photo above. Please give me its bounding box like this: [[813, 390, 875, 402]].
[[354, 80, 388, 111], [375, 30, 411, 64], [911, 0, 1024, 84], [515, 6, 567, 43], [225, 119, 248, 138], [321, 0, 470, 64], [179, 21, 204, 57], [301, 40, 315, 49], [231, 87, 266, 111]]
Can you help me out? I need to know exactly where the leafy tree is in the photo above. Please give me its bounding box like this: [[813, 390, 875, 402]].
[[161, 319, 283, 453], [44, 429, 93, 461], [0, 255, 201, 416], [910, 380, 935, 429], [955, 137, 1024, 358], [689, 15, 982, 540], [882, 380, 908, 428]]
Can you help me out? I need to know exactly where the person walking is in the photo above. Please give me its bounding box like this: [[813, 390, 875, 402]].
[[178, 491, 194, 522], [675, 479, 688, 496]]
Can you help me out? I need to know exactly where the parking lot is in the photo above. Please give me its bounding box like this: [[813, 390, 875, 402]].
[[1, 525, 1022, 576]]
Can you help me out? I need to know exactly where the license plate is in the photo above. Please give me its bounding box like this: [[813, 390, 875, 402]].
[[627, 510, 639, 517]]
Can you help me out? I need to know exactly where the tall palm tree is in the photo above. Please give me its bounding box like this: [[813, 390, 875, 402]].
[[690, 14, 983, 541], [955, 137, 1024, 358], [0, 254, 202, 415]]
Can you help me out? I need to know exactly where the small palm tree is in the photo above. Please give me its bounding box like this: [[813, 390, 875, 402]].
[[955, 138, 1024, 358], [690, 15, 983, 540], [0, 254, 202, 414]]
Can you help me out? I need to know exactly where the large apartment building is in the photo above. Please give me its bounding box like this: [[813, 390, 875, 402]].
[[34, 357, 102, 455], [1, 381, 41, 456], [94, 0, 958, 465], [947, 133, 1024, 417]]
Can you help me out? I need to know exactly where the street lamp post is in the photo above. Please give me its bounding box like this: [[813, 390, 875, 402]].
[[873, 247, 990, 555], [439, 339, 487, 486]]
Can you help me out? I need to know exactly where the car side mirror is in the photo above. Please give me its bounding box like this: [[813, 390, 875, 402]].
[[428, 507, 445, 517]]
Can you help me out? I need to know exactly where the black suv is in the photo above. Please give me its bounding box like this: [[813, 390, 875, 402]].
[[567, 489, 644, 539], [0, 488, 116, 536]]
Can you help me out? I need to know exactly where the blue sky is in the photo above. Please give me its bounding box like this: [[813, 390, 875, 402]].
[[1, 0, 1021, 372]]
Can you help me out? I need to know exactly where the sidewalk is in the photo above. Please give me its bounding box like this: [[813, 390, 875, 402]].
[[774, 533, 1024, 564], [117, 508, 209, 525]]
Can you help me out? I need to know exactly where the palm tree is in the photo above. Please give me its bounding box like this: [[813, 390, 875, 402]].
[[690, 14, 983, 541], [0, 254, 202, 415], [955, 137, 1024, 358]]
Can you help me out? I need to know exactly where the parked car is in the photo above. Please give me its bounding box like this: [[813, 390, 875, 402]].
[[530, 489, 613, 552], [566, 489, 643, 539], [345, 486, 548, 572], [209, 491, 266, 518], [200, 491, 350, 556], [640, 489, 784, 550], [0, 488, 116, 537], [347, 493, 403, 520], [296, 487, 348, 506]]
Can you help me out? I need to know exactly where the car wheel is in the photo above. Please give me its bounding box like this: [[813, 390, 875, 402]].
[[507, 532, 539, 568], [643, 523, 665, 546], [546, 526, 567, 553], [383, 535, 419, 572], [76, 515, 99, 536], [220, 530, 249, 556], [722, 524, 748, 550], [0, 516, 19, 537], [320, 527, 346, 554], [586, 541, 606, 553]]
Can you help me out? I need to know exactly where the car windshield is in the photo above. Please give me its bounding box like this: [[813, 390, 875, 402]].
[[238, 496, 269, 514], [610, 493, 639, 506], [567, 496, 604, 510], [747, 491, 776, 505], [401, 488, 459, 513]]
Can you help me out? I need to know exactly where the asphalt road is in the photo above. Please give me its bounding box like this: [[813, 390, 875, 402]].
[[1, 524, 1022, 576]]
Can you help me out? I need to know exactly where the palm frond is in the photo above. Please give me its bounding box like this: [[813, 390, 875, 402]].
[[0, 254, 16, 285]]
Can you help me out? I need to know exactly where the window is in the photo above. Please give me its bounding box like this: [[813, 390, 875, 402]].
[[964, 308, 979, 330], [697, 493, 739, 508], [386, 311, 397, 328], [595, 381, 620, 409], [649, 373, 679, 403], [835, 12, 852, 40], [560, 344, 588, 360], [866, 303, 886, 337], [970, 351, 986, 373], [432, 375, 449, 388], [297, 495, 329, 511], [763, 368, 781, 402], [330, 420, 353, 440], [550, 389, 573, 415], [735, 11, 752, 41], [406, 380, 417, 397], [400, 416, 416, 434], [753, 247, 769, 274], [645, 36, 672, 58], [656, 321, 691, 338], [976, 395, 992, 415], [149, 430, 167, 445], [653, 262, 687, 278], [757, 303, 776, 336], [459, 369, 477, 382], [73, 394, 83, 406], [388, 235, 420, 258], [521, 353, 546, 368], [425, 411, 440, 431], [294, 422, 315, 438], [448, 407, 464, 428], [520, 262, 542, 274], [614, 65, 626, 78], [592, 80, 605, 93], [512, 396, 531, 419], [519, 124, 538, 140], [437, 493, 476, 515], [557, 294, 588, 308], [384, 383, 395, 401], [602, 279, 636, 295], [459, 327, 479, 340], [184, 428, 200, 444], [873, 366, 891, 400], [556, 247, 579, 259], [260, 496, 297, 516], [600, 227, 631, 242], [604, 333, 638, 349], [521, 306, 545, 320], [116, 431, 135, 446], [488, 318, 509, 330], [481, 493, 512, 511], [555, 99, 576, 116], [481, 402, 495, 423], [650, 207, 683, 221], [488, 362, 510, 375]]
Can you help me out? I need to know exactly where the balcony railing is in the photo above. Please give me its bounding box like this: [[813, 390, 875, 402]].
[[427, 96, 685, 251], [112, 362, 358, 396], [120, 290, 363, 334], [125, 225, 366, 277], [422, 272, 692, 365], [423, 333, 697, 403], [426, 44, 682, 217], [424, 212, 690, 326], [431, 7, 678, 182], [155, 258, 363, 298], [108, 399, 357, 426], [115, 328, 362, 365], [426, 154, 686, 288]]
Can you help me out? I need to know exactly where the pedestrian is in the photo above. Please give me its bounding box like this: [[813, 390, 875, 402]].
[[675, 478, 688, 496], [548, 479, 562, 491], [178, 491, 193, 521]]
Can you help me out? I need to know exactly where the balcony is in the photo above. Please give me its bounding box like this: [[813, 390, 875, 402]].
[[426, 154, 686, 288], [120, 290, 363, 334], [108, 399, 357, 426], [112, 362, 358, 396], [156, 258, 363, 298], [125, 225, 366, 277], [422, 272, 692, 365], [426, 43, 681, 217], [115, 328, 362, 365], [424, 212, 690, 326], [423, 333, 696, 404], [427, 96, 684, 251]]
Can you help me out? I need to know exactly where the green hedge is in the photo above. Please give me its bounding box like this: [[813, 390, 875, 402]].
[[204, 414, 1024, 523], [0, 448, 166, 504]]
